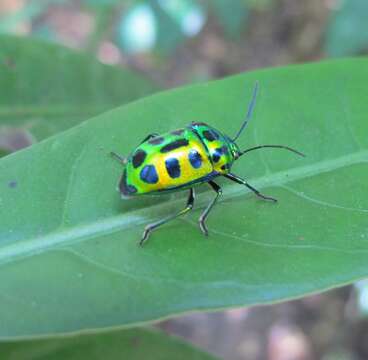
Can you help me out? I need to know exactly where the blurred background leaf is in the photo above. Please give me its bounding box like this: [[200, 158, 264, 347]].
[[0, 1, 43, 33], [118, 0, 206, 54], [355, 280, 368, 316], [0, 35, 158, 153], [210, 0, 248, 38], [0, 328, 218, 360], [325, 0, 368, 57]]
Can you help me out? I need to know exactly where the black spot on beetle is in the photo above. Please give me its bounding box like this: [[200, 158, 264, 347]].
[[165, 157, 181, 178], [219, 145, 228, 154], [160, 139, 189, 153], [214, 146, 228, 157], [212, 146, 227, 163], [148, 136, 165, 145], [132, 149, 147, 168], [140, 164, 159, 183], [126, 184, 137, 194], [203, 130, 219, 141], [119, 170, 137, 195], [212, 152, 221, 163], [221, 164, 231, 171], [188, 149, 202, 169], [171, 128, 185, 136]]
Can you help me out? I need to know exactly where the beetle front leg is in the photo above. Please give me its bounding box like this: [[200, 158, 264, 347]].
[[199, 181, 222, 236], [224, 173, 277, 202]]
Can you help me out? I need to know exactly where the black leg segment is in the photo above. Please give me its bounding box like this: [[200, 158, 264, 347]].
[[140, 188, 195, 246], [199, 181, 222, 236], [110, 151, 127, 165], [224, 173, 277, 203]]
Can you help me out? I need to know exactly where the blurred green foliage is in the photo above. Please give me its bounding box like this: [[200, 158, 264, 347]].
[[0, 0, 251, 54], [325, 0, 368, 57], [0, 35, 158, 156], [0, 1, 43, 33], [1, 328, 218, 360], [211, 0, 248, 38], [2, 0, 368, 59]]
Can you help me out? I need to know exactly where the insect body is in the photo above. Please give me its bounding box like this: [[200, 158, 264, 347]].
[[119, 124, 237, 196], [112, 83, 304, 246]]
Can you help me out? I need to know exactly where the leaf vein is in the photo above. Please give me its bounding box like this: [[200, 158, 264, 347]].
[[0, 149, 367, 265]]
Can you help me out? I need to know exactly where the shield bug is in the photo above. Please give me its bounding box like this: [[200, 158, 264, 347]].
[[112, 82, 304, 246]]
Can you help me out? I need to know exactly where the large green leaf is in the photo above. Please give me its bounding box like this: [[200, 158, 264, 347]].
[[0, 328, 217, 359], [0, 35, 157, 143], [0, 59, 367, 338]]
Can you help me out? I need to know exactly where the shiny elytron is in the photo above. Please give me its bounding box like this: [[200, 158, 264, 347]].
[[112, 82, 304, 246]]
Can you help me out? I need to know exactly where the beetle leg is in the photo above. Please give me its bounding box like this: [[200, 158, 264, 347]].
[[110, 151, 127, 165], [224, 173, 277, 202], [140, 188, 195, 246], [199, 181, 222, 236]]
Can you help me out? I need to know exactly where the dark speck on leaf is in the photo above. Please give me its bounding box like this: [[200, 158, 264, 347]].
[[8, 180, 17, 188], [4, 57, 16, 69], [130, 336, 141, 347]]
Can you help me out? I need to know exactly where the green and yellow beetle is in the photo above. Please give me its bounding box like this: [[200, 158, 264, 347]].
[[112, 83, 304, 246]]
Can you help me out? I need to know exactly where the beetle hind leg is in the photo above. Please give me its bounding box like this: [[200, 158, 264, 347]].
[[199, 181, 222, 236], [140, 188, 195, 246]]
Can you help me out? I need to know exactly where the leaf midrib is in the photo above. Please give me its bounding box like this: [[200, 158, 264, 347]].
[[0, 149, 366, 265]]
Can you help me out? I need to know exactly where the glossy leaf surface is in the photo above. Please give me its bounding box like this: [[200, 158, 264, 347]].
[[0, 59, 367, 338]]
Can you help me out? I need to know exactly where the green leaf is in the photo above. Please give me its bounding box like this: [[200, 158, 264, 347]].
[[0, 328, 218, 359], [0, 35, 158, 142], [0, 59, 368, 338], [325, 0, 368, 57]]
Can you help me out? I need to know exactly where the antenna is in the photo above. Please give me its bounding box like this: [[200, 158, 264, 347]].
[[232, 81, 259, 141], [239, 145, 305, 157]]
